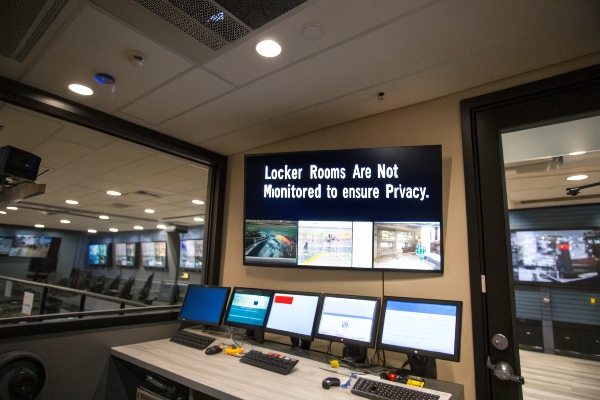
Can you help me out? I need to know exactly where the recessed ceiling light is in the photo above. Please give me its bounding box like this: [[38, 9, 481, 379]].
[[192, 199, 204, 205], [107, 190, 121, 196], [567, 174, 588, 181], [6, 206, 18, 210], [66, 200, 79, 205], [68, 84, 93, 95], [109, 228, 118, 232], [194, 217, 204, 222], [35, 224, 44, 228], [60, 220, 70, 224], [88, 229, 97, 233], [569, 151, 586, 156], [99, 215, 109, 220], [145, 209, 155, 213], [157, 224, 166, 229], [256, 40, 282, 57], [134, 226, 144, 230], [0, 211, 5, 214]]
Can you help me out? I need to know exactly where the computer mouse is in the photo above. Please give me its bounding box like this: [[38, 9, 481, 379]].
[[322, 377, 341, 389], [204, 345, 223, 355]]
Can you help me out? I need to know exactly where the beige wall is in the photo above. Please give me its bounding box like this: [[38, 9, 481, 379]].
[[220, 53, 600, 400]]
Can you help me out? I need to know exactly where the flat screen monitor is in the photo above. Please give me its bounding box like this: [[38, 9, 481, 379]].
[[114, 242, 137, 267], [180, 239, 203, 269], [88, 243, 109, 266], [141, 241, 167, 268], [265, 291, 322, 340], [315, 294, 380, 348], [377, 296, 462, 362], [9, 235, 52, 258], [224, 287, 274, 330], [0, 236, 13, 255], [244, 146, 443, 272], [178, 285, 231, 326]]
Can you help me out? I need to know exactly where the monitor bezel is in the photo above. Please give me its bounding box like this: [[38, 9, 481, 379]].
[[264, 290, 323, 341], [376, 296, 463, 362], [223, 287, 274, 330], [314, 293, 381, 348], [178, 285, 231, 326]]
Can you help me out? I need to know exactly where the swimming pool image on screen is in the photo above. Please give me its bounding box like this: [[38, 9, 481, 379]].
[[297, 221, 353, 267], [244, 220, 297, 264], [373, 222, 441, 270]]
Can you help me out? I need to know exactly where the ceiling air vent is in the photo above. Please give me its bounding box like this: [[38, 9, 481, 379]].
[[109, 202, 134, 209], [133, 190, 164, 199], [0, 0, 69, 62]]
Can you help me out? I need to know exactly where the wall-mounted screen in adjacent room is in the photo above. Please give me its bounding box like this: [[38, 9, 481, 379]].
[[114, 242, 137, 267], [244, 146, 443, 272], [180, 239, 203, 270], [9, 235, 52, 258], [88, 243, 109, 266], [141, 241, 167, 268], [0, 236, 14, 255], [511, 229, 600, 287]]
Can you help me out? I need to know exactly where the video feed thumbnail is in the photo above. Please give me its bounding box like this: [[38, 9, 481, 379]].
[[245, 220, 297, 264], [511, 229, 599, 284], [298, 221, 353, 267], [373, 222, 441, 270]]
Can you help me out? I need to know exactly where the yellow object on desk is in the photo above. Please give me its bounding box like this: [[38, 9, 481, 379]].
[[224, 347, 244, 356]]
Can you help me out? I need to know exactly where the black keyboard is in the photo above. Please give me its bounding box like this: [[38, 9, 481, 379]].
[[239, 350, 298, 375], [170, 330, 215, 350], [352, 377, 440, 400]]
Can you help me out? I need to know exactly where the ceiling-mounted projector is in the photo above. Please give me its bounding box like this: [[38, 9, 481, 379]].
[[0, 145, 41, 182]]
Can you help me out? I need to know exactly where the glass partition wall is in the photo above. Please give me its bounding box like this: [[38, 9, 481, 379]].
[[0, 78, 225, 321]]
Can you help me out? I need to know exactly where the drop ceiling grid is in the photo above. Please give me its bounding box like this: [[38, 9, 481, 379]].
[[120, 67, 235, 125], [22, 5, 193, 113], [0, 108, 61, 151]]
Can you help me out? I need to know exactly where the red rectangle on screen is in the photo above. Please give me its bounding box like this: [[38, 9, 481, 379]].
[[274, 295, 294, 304]]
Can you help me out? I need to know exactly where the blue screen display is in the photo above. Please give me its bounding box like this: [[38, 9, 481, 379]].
[[178, 285, 230, 325]]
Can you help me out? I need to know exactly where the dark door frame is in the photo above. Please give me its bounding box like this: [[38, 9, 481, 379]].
[[461, 64, 600, 399]]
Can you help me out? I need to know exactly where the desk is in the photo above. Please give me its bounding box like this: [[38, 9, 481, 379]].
[[110, 331, 464, 400]]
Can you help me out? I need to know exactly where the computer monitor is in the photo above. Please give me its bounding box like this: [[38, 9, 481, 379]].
[[178, 285, 231, 326], [377, 296, 463, 378], [315, 294, 380, 363], [224, 287, 274, 337], [265, 291, 322, 341]]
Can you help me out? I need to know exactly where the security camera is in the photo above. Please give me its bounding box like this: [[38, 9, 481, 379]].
[[566, 188, 580, 196]]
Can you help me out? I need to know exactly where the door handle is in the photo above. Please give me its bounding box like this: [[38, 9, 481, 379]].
[[486, 356, 525, 385]]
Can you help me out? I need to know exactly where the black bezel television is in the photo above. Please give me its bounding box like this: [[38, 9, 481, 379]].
[[264, 290, 322, 341], [113, 242, 138, 267], [377, 296, 463, 363], [9, 235, 52, 258], [179, 239, 203, 270], [314, 293, 380, 349], [178, 285, 231, 326], [511, 228, 600, 288], [223, 287, 274, 331], [244, 146, 443, 272], [141, 241, 167, 268], [88, 243, 110, 266]]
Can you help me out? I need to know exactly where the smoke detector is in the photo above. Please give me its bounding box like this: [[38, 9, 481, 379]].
[[127, 51, 147, 67]]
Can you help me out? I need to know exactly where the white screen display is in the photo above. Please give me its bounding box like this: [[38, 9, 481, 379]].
[[266, 293, 320, 336], [317, 296, 377, 343], [380, 300, 457, 355]]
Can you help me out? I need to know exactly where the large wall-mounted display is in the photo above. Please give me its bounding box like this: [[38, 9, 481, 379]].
[[114, 242, 137, 267], [10, 235, 53, 258], [141, 241, 167, 268], [511, 229, 599, 287], [88, 243, 110, 266], [180, 239, 203, 270], [244, 146, 443, 271]]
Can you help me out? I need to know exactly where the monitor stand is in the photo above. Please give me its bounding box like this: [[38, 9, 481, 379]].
[[342, 344, 367, 364], [407, 355, 437, 379], [245, 328, 265, 343]]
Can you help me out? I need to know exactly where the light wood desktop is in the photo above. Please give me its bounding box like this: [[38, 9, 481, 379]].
[[110, 330, 464, 400]]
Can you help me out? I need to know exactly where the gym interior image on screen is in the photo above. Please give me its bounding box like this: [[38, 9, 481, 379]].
[[373, 222, 441, 270]]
